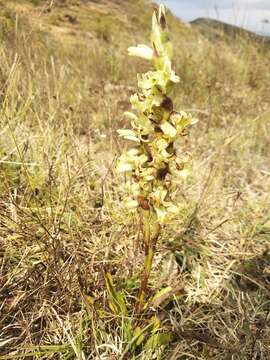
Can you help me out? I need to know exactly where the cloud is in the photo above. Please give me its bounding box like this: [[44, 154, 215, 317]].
[[214, 0, 270, 10], [156, 0, 270, 33], [160, 0, 270, 10]]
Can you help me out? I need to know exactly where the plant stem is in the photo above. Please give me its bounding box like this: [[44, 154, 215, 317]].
[[136, 213, 161, 314]]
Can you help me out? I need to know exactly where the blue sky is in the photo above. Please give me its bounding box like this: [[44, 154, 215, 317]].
[[156, 0, 270, 34]]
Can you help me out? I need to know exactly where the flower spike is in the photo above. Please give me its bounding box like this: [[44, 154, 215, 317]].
[[117, 4, 196, 224]]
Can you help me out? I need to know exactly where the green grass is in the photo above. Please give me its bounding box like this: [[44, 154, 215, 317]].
[[0, 1, 269, 359]]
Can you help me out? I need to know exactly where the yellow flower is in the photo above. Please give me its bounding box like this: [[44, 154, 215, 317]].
[[117, 129, 140, 142], [128, 44, 154, 60], [160, 121, 177, 138], [117, 4, 195, 224], [117, 149, 148, 173]]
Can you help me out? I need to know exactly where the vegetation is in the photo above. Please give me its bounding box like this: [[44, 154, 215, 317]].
[[191, 17, 270, 46], [0, 0, 269, 359]]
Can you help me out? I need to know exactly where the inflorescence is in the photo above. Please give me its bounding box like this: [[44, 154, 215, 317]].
[[117, 5, 196, 224]]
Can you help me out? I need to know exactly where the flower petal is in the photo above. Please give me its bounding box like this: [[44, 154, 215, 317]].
[[128, 45, 154, 60], [160, 121, 177, 138], [117, 129, 140, 142], [117, 161, 133, 173], [125, 199, 139, 209]]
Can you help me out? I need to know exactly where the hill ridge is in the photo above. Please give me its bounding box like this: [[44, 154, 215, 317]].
[[191, 17, 270, 46]]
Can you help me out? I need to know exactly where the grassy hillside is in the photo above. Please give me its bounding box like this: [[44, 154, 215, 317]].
[[191, 17, 270, 47], [0, 1, 270, 359]]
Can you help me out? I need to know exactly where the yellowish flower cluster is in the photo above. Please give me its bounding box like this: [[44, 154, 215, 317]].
[[117, 5, 196, 224]]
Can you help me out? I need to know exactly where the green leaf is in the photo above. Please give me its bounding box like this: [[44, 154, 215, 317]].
[[104, 272, 127, 316], [149, 286, 173, 308], [133, 326, 145, 347], [83, 294, 95, 306], [144, 332, 173, 350]]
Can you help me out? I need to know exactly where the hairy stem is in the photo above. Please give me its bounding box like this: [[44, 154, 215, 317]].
[[136, 214, 161, 314]]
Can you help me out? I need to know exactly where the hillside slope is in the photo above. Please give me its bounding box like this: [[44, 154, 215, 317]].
[[0, 0, 190, 45], [191, 17, 270, 46]]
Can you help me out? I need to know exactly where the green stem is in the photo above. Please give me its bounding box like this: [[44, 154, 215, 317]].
[[136, 212, 161, 314]]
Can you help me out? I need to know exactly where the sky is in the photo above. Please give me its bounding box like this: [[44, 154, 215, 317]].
[[155, 0, 270, 35]]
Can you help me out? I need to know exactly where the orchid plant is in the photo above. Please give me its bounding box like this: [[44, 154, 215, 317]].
[[117, 4, 196, 313]]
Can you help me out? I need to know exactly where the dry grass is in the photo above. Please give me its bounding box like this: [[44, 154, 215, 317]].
[[0, 1, 269, 359]]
